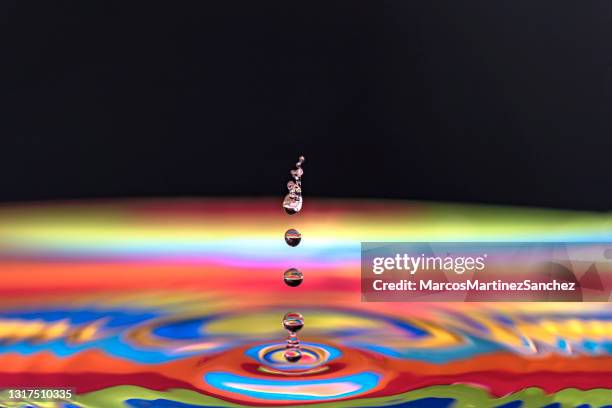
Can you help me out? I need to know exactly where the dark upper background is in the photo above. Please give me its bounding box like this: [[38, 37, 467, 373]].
[[5, 1, 612, 210]]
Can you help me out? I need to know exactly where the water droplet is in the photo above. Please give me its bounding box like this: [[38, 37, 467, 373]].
[[284, 229, 302, 247], [287, 181, 301, 194], [290, 168, 304, 179], [283, 268, 303, 287], [282, 193, 302, 215], [282, 312, 304, 333], [604, 248, 612, 260], [286, 332, 300, 348], [284, 349, 302, 363]]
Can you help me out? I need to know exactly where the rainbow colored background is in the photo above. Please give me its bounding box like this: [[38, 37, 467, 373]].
[[0, 198, 611, 407]]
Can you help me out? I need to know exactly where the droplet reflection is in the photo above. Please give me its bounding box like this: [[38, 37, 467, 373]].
[[284, 229, 302, 247], [283, 268, 303, 287], [283, 312, 304, 333], [283, 348, 302, 363], [282, 193, 303, 215]]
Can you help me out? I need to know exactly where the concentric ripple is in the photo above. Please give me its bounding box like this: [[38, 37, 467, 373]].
[[246, 342, 340, 373], [204, 372, 381, 401]]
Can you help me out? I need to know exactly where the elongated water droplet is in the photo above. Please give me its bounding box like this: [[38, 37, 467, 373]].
[[283, 268, 303, 287], [282, 193, 302, 215], [284, 228, 301, 247], [284, 349, 302, 363], [283, 312, 304, 333]]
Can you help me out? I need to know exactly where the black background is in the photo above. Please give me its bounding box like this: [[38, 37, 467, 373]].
[[6, 1, 612, 210]]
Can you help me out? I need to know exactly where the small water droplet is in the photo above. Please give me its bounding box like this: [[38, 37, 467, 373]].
[[284, 229, 302, 247], [283, 312, 304, 333], [283, 268, 303, 287], [284, 349, 302, 363], [604, 248, 612, 260], [286, 332, 300, 348], [290, 168, 304, 179], [282, 193, 302, 215]]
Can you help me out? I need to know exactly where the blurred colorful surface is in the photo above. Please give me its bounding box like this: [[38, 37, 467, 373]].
[[0, 199, 611, 407]]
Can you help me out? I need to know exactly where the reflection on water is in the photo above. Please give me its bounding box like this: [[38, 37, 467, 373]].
[[1, 294, 611, 406], [0, 199, 610, 406]]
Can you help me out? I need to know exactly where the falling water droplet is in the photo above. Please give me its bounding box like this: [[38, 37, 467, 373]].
[[283, 268, 303, 287], [282, 193, 303, 215], [290, 168, 304, 179], [284, 348, 302, 363], [282, 156, 305, 215], [284, 229, 302, 247], [287, 181, 301, 194], [283, 312, 304, 333]]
